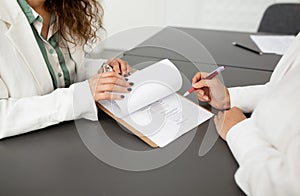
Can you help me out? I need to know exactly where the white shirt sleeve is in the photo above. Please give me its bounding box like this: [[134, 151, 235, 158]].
[[228, 84, 269, 113], [0, 80, 98, 139], [226, 64, 300, 196], [227, 116, 300, 196]]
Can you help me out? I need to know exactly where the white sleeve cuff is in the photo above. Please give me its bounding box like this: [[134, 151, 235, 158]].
[[228, 85, 268, 113], [73, 80, 98, 121], [228, 87, 244, 109], [226, 118, 270, 164]]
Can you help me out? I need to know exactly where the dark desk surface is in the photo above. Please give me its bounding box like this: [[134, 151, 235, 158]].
[[0, 118, 241, 196], [125, 27, 282, 71], [0, 28, 279, 196]]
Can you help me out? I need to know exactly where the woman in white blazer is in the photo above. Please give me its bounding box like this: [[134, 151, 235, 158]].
[[192, 34, 300, 195], [0, 0, 133, 139]]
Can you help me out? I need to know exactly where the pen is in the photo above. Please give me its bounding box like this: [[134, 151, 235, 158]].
[[183, 66, 226, 97], [232, 42, 263, 55]]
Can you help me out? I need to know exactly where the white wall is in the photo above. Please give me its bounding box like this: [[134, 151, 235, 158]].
[[102, 0, 166, 36], [102, 0, 300, 37], [99, 0, 300, 51]]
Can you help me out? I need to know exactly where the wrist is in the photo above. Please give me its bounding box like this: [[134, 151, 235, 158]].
[[223, 88, 231, 109], [215, 87, 230, 110]]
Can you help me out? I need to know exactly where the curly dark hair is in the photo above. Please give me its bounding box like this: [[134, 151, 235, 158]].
[[45, 0, 104, 46]]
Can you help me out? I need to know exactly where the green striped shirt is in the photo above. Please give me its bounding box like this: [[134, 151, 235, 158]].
[[17, 0, 77, 88]]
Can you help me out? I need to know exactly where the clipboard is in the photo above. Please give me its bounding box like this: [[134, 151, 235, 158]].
[[95, 59, 213, 148], [97, 102, 159, 148]]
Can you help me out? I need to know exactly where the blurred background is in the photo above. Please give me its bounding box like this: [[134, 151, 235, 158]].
[[102, 0, 299, 36]]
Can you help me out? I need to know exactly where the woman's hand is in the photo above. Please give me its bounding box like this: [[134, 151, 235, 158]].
[[192, 72, 230, 110], [88, 71, 133, 101], [106, 58, 131, 76], [214, 107, 247, 140]]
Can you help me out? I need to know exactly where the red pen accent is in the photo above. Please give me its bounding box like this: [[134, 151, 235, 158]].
[[187, 87, 196, 94], [183, 66, 226, 97]]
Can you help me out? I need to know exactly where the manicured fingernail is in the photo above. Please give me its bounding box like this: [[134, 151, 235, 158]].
[[118, 73, 122, 75], [128, 72, 131, 76], [120, 95, 125, 99], [125, 78, 129, 81], [129, 82, 134, 86], [123, 74, 128, 77], [127, 88, 132, 92]]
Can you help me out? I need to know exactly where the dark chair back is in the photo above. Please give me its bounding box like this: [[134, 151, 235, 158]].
[[258, 3, 300, 35]]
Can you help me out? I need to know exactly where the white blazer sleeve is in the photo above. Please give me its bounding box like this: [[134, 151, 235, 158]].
[[228, 84, 269, 113], [0, 79, 98, 139], [227, 119, 300, 196], [75, 58, 107, 82]]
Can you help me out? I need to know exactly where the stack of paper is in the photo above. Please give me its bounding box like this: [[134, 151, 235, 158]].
[[250, 35, 295, 55], [99, 59, 214, 147]]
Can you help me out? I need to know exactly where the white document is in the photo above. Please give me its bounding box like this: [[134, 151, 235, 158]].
[[250, 35, 295, 55], [99, 59, 213, 147]]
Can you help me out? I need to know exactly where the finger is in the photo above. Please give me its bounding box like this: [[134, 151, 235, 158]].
[[203, 87, 211, 101], [126, 64, 131, 75], [98, 76, 130, 87], [120, 62, 128, 76], [192, 72, 208, 84], [198, 97, 210, 103], [196, 88, 210, 100], [110, 61, 121, 75], [196, 93, 208, 102], [128, 66, 137, 74], [192, 80, 208, 89], [196, 92, 210, 102], [99, 71, 124, 79], [99, 73, 134, 87], [196, 89, 205, 96], [116, 59, 129, 75], [192, 72, 202, 84], [203, 95, 210, 101], [95, 93, 125, 101], [97, 84, 131, 93]]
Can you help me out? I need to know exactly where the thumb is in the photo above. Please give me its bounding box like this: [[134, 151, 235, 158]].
[[192, 80, 208, 89]]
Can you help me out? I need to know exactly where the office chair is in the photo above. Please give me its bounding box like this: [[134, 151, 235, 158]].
[[258, 3, 300, 35]]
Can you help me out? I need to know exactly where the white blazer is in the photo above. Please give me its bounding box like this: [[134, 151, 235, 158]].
[[227, 34, 300, 195], [0, 0, 103, 139]]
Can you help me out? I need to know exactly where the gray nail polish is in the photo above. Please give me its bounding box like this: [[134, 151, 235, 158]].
[[127, 88, 132, 92], [129, 82, 134, 86], [120, 95, 125, 99], [124, 74, 128, 77]]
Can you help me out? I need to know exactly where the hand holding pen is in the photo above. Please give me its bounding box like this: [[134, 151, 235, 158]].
[[184, 66, 226, 96], [185, 66, 231, 110]]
